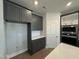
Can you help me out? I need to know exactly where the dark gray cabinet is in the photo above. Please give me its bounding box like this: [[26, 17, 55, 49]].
[[5, 1, 21, 22], [21, 8, 32, 22], [4, 1, 43, 30], [28, 37, 46, 54], [5, 1, 32, 22], [31, 14, 43, 30]]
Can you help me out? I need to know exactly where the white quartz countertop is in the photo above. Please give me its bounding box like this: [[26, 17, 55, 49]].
[[45, 43, 79, 59], [32, 36, 45, 40]]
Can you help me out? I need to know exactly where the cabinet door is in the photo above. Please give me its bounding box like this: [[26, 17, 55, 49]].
[[31, 15, 43, 30], [6, 22, 17, 55], [15, 24, 27, 51], [21, 8, 32, 22], [62, 13, 78, 25], [6, 1, 20, 22], [6, 22, 28, 54]]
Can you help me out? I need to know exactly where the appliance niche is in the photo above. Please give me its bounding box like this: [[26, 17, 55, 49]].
[[61, 12, 79, 46]]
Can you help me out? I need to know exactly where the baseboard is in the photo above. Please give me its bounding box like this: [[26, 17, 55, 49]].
[[7, 49, 27, 59]]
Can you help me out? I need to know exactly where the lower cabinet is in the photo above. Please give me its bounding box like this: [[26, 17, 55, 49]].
[[77, 40, 79, 47], [28, 37, 46, 54], [61, 37, 77, 46]]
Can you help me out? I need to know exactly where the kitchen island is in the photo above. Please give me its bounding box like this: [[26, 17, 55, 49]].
[[45, 43, 79, 59]]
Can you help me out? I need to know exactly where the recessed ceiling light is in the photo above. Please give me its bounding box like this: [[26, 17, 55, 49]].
[[66, 2, 72, 6], [34, 1, 38, 5]]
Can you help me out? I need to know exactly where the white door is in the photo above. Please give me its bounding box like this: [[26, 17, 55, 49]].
[[46, 13, 60, 48], [15, 24, 27, 51], [6, 22, 17, 55], [6, 22, 27, 55]]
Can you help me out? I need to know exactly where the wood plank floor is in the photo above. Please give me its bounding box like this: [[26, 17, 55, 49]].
[[10, 48, 53, 59]]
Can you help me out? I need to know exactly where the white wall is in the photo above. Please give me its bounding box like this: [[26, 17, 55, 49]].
[[0, 0, 6, 59], [5, 22, 27, 58], [43, 14, 46, 36], [46, 12, 60, 48]]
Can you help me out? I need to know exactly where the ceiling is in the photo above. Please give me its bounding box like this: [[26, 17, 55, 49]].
[[10, 0, 79, 16]]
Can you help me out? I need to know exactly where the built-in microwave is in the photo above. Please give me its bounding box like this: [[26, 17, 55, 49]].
[[62, 26, 76, 32]]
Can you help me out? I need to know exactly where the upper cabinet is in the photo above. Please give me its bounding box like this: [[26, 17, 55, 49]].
[[61, 13, 78, 25], [5, 1, 21, 22], [21, 8, 32, 22], [4, 1, 32, 22], [4, 1, 43, 30], [31, 14, 43, 30]]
